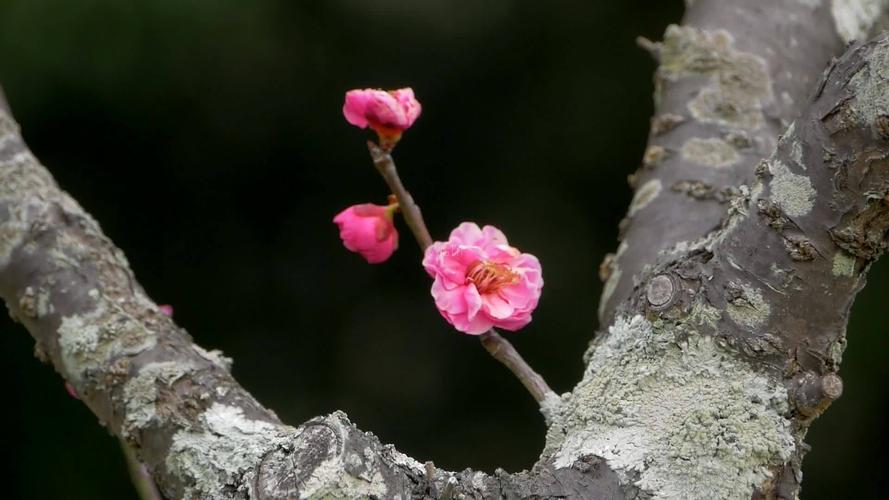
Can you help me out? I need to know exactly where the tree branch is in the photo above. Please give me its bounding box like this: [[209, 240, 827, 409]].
[[546, 32, 889, 499], [598, 0, 866, 325], [1, 11, 887, 500]]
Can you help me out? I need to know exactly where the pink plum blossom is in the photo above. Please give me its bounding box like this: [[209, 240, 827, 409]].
[[158, 304, 174, 317], [422, 222, 543, 335], [333, 203, 399, 264], [342, 88, 422, 140]]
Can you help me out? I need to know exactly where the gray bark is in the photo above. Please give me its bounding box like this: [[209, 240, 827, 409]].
[[599, 0, 848, 325], [1, 2, 888, 500]]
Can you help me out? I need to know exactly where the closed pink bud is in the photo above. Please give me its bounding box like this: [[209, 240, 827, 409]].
[[158, 304, 174, 317], [422, 223, 543, 335], [343, 88, 422, 141], [64, 381, 79, 400], [333, 203, 399, 264]]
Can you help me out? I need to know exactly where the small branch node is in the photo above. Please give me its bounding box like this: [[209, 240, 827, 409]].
[[636, 36, 662, 60]]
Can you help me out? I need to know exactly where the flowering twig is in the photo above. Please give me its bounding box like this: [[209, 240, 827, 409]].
[[366, 141, 557, 406], [368, 141, 433, 250]]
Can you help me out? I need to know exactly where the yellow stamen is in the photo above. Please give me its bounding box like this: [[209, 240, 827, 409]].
[[466, 261, 519, 294]]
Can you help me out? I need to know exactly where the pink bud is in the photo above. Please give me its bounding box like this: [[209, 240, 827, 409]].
[[422, 223, 543, 335], [64, 381, 79, 400], [158, 304, 174, 317], [343, 88, 422, 142], [333, 203, 399, 264]]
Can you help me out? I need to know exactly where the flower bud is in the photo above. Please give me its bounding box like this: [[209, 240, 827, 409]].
[[333, 203, 399, 264], [343, 88, 421, 146]]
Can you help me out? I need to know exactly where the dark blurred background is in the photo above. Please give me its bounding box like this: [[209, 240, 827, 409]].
[[0, 1, 885, 498]]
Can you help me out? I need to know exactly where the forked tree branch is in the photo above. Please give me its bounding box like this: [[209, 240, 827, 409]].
[[1, 6, 887, 500]]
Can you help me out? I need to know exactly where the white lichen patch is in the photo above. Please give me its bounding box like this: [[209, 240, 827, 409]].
[[768, 160, 816, 217], [0, 152, 41, 267], [659, 26, 773, 131], [167, 403, 295, 499], [546, 316, 794, 500], [849, 37, 889, 129], [193, 344, 234, 371], [35, 287, 54, 317], [778, 123, 806, 169], [688, 301, 723, 329], [790, 141, 804, 168], [292, 415, 390, 499], [122, 361, 196, 439], [387, 447, 425, 475], [831, 0, 886, 43], [598, 241, 628, 320], [629, 179, 662, 216], [681, 137, 740, 168], [299, 450, 388, 499], [832, 251, 857, 277], [727, 283, 771, 329], [57, 301, 157, 383]]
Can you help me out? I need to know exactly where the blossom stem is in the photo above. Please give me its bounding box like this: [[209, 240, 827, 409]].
[[120, 439, 163, 500], [479, 330, 555, 403], [367, 141, 434, 250], [366, 140, 558, 406]]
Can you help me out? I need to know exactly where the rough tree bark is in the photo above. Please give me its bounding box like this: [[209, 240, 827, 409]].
[[2, 1, 888, 499]]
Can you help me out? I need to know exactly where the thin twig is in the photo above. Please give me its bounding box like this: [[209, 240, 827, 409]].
[[479, 330, 554, 402], [367, 141, 433, 250], [366, 140, 557, 405], [120, 439, 163, 500], [635, 36, 661, 61]]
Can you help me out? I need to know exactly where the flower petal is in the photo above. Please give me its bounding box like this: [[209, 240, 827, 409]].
[[482, 293, 515, 319]]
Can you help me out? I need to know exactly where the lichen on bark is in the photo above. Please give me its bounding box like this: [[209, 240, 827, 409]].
[[1, 5, 888, 500], [545, 316, 794, 500]]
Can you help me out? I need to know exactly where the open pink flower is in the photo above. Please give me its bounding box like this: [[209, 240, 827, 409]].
[[422, 222, 543, 335], [343, 88, 422, 140], [333, 203, 399, 264]]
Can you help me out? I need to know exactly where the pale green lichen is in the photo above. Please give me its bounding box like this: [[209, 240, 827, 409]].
[[0, 152, 38, 267], [831, 0, 886, 43], [849, 37, 889, 128], [688, 301, 723, 328], [629, 179, 662, 216], [727, 283, 771, 329], [768, 160, 816, 218], [167, 403, 293, 499], [659, 25, 772, 131], [681, 137, 740, 168], [546, 316, 794, 500], [299, 449, 388, 499], [832, 251, 857, 277], [827, 336, 848, 368], [168, 408, 395, 499], [122, 361, 196, 439], [57, 300, 157, 383]]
